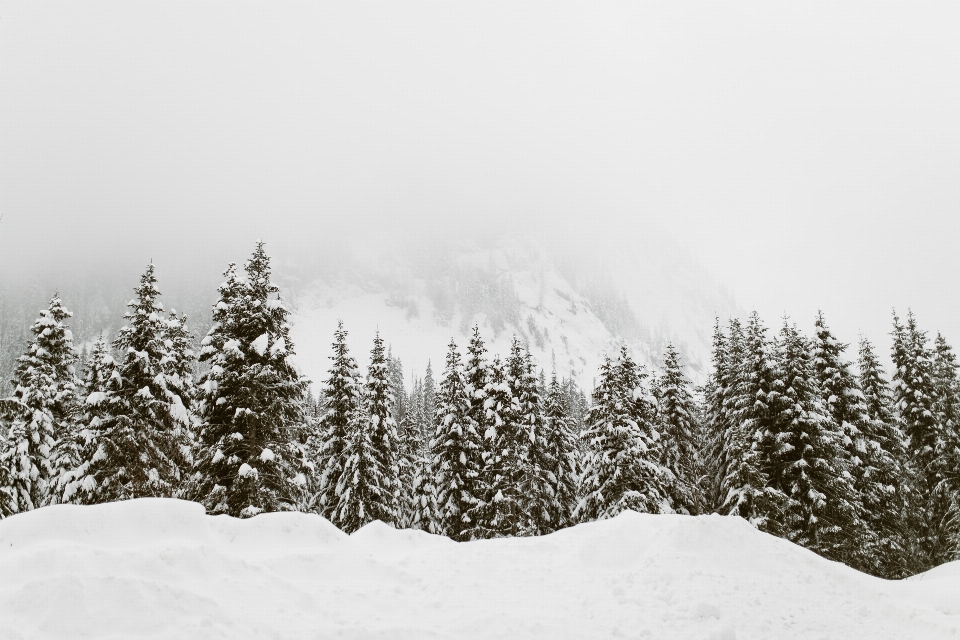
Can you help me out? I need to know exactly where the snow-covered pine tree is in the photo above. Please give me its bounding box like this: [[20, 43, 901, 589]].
[[387, 349, 407, 427], [68, 265, 192, 504], [193, 245, 310, 518], [702, 319, 731, 512], [654, 343, 701, 515], [431, 339, 482, 540], [812, 312, 904, 573], [721, 311, 783, 533], [772, 320, 864, 563], [333, 332, 402, 533], [463, 352, 526, 539], [856, 335, 912, 577], [932, 333, 960, 493], [892, 310, 958, 567], [576, 346, 672, 522], [312, 320, 363, 519], [536, 360, 581, 531], [0, 294, 80, 516], [396, 375, 424, 527], [422, 360, 437, 443]]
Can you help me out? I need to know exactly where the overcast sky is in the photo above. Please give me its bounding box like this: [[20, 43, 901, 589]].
[[2, 2, 959, 356]]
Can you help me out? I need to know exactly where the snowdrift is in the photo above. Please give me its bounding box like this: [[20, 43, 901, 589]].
[[0, 500, 956, 639]]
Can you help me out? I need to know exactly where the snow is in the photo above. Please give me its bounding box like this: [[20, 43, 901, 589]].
[[0, 499, 956, 639], [250, 333, 270, 356]]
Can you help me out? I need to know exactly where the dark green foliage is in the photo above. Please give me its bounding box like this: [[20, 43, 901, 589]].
[[0, 294, 80, 515], [577, 346, 671, 521], [654, 343, 701, 514], [69, 265, 192, 504], [193, 244, 310, 518]]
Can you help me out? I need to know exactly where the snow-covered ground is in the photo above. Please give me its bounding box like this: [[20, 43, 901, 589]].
[[0, 500, 955, 639]]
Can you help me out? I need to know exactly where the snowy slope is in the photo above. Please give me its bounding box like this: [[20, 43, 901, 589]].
[[0, 499, 955, 639], [288, 233, 737, 393]]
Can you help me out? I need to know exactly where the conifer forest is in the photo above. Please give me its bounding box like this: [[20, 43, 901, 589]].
[[2, 241, 957, 580]]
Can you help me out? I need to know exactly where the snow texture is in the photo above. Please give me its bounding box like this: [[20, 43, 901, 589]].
[[0, 499, 956, 639]]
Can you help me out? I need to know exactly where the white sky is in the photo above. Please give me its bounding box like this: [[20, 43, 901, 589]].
[[1, 2, 959, 357]]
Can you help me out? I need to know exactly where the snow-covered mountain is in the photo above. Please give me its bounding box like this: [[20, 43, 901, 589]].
[[287, 230, 738, 392]]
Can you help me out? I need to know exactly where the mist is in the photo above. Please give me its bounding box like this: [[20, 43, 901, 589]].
[[2, 2, 960, 362]]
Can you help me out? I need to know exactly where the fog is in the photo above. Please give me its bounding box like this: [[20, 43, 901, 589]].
[[2, 2, 960, 357]]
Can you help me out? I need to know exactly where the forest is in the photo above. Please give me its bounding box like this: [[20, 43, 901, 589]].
[[1, 241, 957, 580]]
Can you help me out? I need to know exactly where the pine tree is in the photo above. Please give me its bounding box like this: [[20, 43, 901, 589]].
[[703, 319, 731, 512], [654, 343, 701, 514], [333, 333, 402, 532], [313, 321, 363, 520], [812, 313, 905, 573], [721, 311, 783, 532], [193, 245, 310, 518], [68, 265, 192, 504], [422, 360, 437, 443], [464, 351, 527, 539], [932, 333, 960, 493], [396, 375, 424, 527], [772, 320, 863, 563], [0, 294, 80, 516], [892, 310, 958, 567], [431, 339, 483, 540], [857, 335, 912, 577], [576, 346, 672, 521], [537, 361, 581, 531]]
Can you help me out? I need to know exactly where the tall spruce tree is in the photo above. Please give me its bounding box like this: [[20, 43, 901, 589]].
[[193, 245, 310, 518], [654, 343, 701, 514], [857, 335, 912, 577], [313, 320, 362, 520], [721, 312, 783, 532], [537, 361, 581, 530], [773, 320, 863, 563], [812, 313, 905, 573], [0, 294, 80, 516], [431, 339, 482, 540], [577, 346, 672, 521], [892, 310, 958, 567], [422, 360, 437, 443], [333, 333, 402, 532], [68, 265, 192, 504]]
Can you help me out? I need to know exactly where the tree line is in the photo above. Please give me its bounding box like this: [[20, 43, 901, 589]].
[[1, 242, 957, 578]]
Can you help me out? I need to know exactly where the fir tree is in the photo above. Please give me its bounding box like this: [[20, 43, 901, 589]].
[[773, 320, 863, 563], [333, 332, 402, 532], [0, 294, 80, 516], [193, 245, 310, 518], [68, 265, 192, 504], [857, 335, 912, 577], [721, 312, 783, 532], [892, 310, 958, 567], [431, 339, 482, 540], [537, 361, 581, 531], [422, 360, 437, 443], [464, 352, 527, 539], [313, 321, 363, 520], [576, 346, 672, 521], [702, 319, 730, 512], [654, 343, 701, 514]]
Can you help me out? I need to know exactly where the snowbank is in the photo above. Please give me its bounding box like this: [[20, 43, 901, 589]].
[[0, 499, 955, 639]]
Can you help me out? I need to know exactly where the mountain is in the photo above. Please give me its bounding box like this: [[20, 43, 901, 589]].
[[288, 230, 738, 393]]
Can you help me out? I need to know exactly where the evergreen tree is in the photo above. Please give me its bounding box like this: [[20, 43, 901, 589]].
[[397, 376, 424, 527], [702, 319, 730, 512], [576, 346, 672, 521], [387, 349, 407, 427], [431, 339, 482, 540], [721, 312, 783, 532], [333, 332, 402, 532], [422, 360, 437, 442], [0, 294, 80, 516], [654, 343, 701, 514], [812, 313, 905, 573], [68, 265, 192, 504], [464, 352, 527, 539], [192, 245, 310, 518], [773, 320, 863, 563], [857, 335, 912, 577], [932, 333, 960, 492], [312, 320, 362, 520], [891, 310, 958, 567], [537, 361, 581, 531]]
